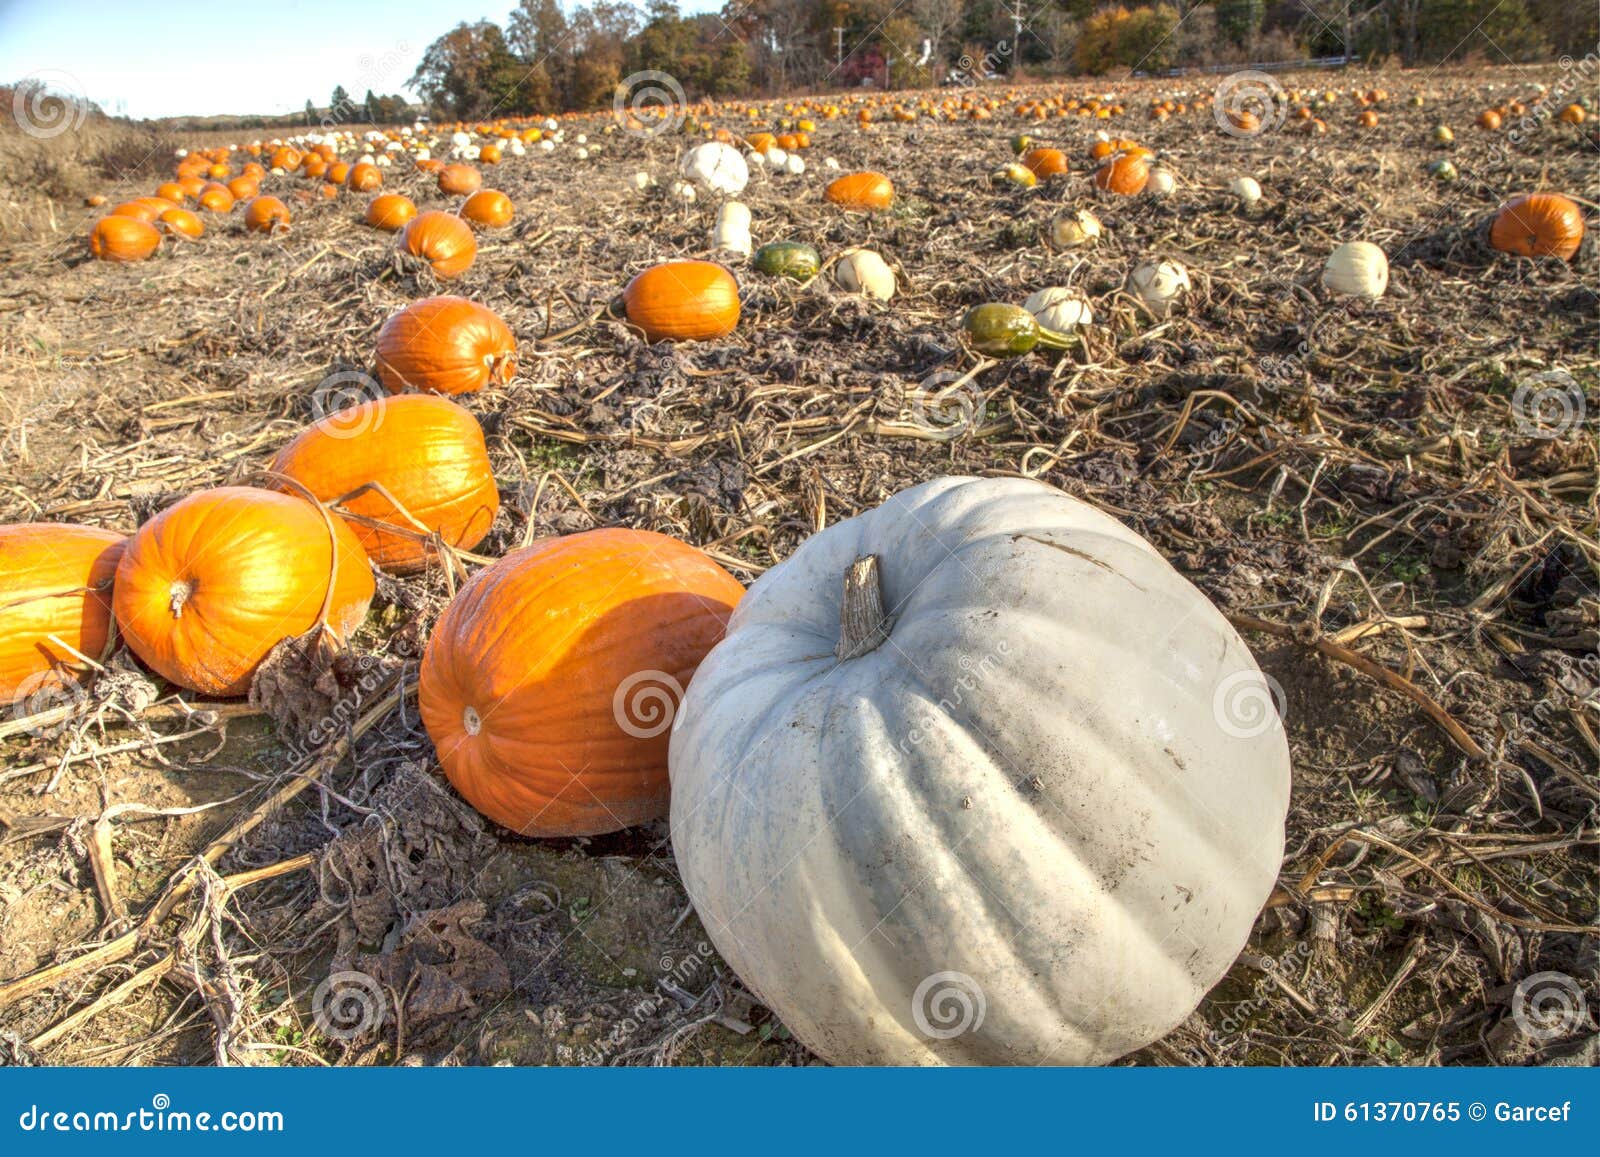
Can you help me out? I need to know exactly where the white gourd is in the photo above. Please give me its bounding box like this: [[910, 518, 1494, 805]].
[[669, 476, 1291, 1066], [1322, 241, 1389, 299], [1128, 259, 1192, 317], [681, 141, 749, 196], [713, 201, 753, 257], [835, 248, 895, 300], [1024, 286, 1094, 330]]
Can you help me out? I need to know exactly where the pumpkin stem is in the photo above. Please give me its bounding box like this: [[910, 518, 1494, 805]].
[[836, 555, 891, 660], [462, 706, 483, 736], [168, 580, 195, 618]]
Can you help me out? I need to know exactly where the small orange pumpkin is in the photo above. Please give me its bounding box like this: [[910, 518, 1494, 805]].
[[198, 184, 235, 213], [1021, 147, 1069, 179], [112, 488, 375, 698], [623, 261, 740, 343], [156, 181, 187, 204], [158, 207, 205, 239], [438, 163, 483, 196], [1093, 152, 1150, 196], [347, 162, 382, 191], [461, 189, 514, 228], [1488, 193, 1585, 261], [243, 196, 291, 234], [418, 529, 745, 836], [1557, 103, 1586, 125], [227, 175, 259, 200], [398, 211, 477, 279], [1477, 108, 1503, 131], [374, 296, 517, 395], [825, 171, 895, 211], [269, 394, 499, 574], [0, 524, 125, 704], [90, 215, 161, 261], [365, 193, 417, 232]]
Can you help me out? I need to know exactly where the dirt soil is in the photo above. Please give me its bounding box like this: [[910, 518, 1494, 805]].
[[0, 64, 1596, 1068]]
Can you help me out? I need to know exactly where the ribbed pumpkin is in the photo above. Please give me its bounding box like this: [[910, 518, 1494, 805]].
[[269, 394, 499, 574], [243, 196, 291, 234], [438, 164, 482, 196], [461, 189, 514, 228], [398, 211, 477, 279], [825, 171, 895, 211], [1093, 153, 1150, 195], [419, 529, 745, 836], [0, 524, 125, 704], [1488, 193, 1585, 261], [227, 176, 259, 200], [90, 216, 161, 262], [156, 181, 186, 204], [158, 207, 205, 239], [374, 296, 517, 395], [109, 198, 172, 223], [623, 261, 740, 343], [112, 488, 375, 698], [365, 193, 417, 232], [1021, 147, 1069, 179]]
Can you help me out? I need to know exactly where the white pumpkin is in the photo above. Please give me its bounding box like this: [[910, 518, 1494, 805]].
[[1050, 208, 1102, 248], [835, 248, 895, 301], [1024, 286, 1093, 330], [1128, 259, 1192, 317], [1229, 176, 1262, 205], [680, 141, 749, 196], [669, 476, 1291, 1066], [1321, 241, 1388, 299], [713, 200, 752, 257]]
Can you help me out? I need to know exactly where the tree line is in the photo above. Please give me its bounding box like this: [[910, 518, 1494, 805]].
[[372, 0, 1592, 119]]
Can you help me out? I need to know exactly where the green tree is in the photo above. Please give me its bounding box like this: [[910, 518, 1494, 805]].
[[1216, 0, 1264, 47], [329, 85, 351, 120]]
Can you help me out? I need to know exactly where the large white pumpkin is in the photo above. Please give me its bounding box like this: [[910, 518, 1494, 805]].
[[680, 141, 749, 196], [669, 476, 1290, 1066]]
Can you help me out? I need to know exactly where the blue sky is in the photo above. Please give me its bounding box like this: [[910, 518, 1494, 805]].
[[0, 0, 719, 119]]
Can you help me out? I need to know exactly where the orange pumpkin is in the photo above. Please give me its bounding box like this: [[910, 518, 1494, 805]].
[[1557, 103, 1586, 125], [198, 184, 235, 213], [347, 162, 382, 191], [438, 163, 483, 196], [825, 171, 895, 211], [623, 261, 740, 343], [156, 181, 187, 204], [243, 195, 291, 234], [158, 207, 205, 239], [398, 211, 477, 279], [0, 524, 125, 705], [1488, 193, 1586, 261], [1093, 152, 1150, 196], [461, 189, 514, 228], [1021, 147, 1069, 179], [112, 488, 375, 698], [479, 144, 502, 164], [365, 193, 417, 232], [269, 395, 499, 574], [418, 529, 744, 836], [227, 176, 259, 200], [328, 162, 352, 186], [90, 215, 161, 262], [374, 296, 517, 395], [1477, 109, 1503, 131], [108, 198, 170, 223]]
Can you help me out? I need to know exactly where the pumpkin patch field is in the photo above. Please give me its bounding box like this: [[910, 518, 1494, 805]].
[[0, 64, 1595, 1068]]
